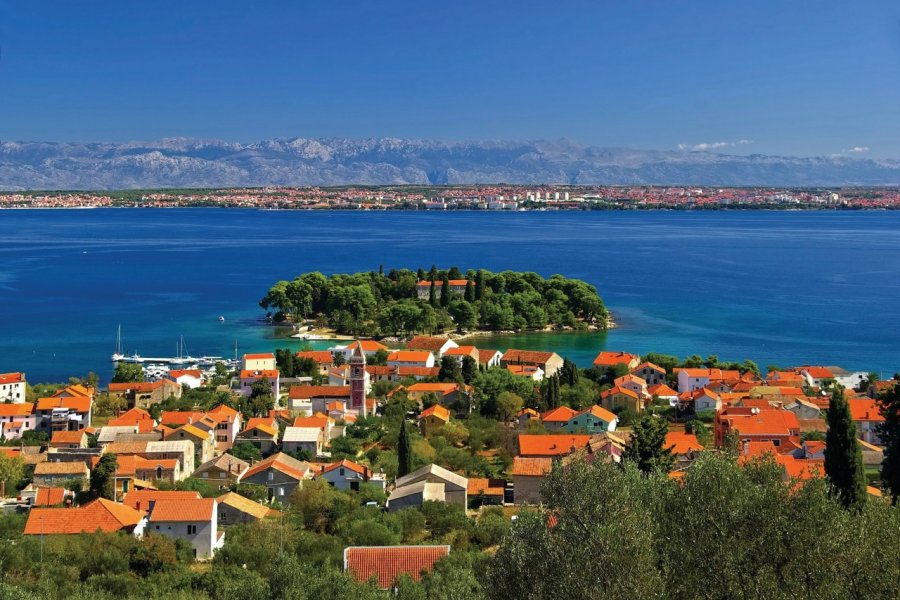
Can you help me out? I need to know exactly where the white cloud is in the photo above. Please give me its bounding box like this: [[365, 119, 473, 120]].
[[677, 139, 752, 152], [843, 146, 869, 153]]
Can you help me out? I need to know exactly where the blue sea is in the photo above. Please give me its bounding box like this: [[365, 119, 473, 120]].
[[1, 209, 899, 383]]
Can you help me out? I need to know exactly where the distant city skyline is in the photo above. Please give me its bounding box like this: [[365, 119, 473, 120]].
[[1, 1, 899, 157]]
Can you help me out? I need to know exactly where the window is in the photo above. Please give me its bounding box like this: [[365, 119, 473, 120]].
[[267, 471, 274, 481], [339, 468, 345, 476], [187, 524, 197, 535], [219, 472, 226, 479]]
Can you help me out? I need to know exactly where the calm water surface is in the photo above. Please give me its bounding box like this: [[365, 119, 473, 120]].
[[1, 209, 898, 382]]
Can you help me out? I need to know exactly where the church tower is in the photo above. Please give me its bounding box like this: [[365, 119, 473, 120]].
[[349, 343, 368, 417]]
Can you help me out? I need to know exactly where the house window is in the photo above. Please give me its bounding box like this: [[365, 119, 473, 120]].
[[267, 472, 274, 481], [772, 439, 781, 447], [187, 524, 197, 535], [339, 468, 345, 476], [156, 467, 163, 480]]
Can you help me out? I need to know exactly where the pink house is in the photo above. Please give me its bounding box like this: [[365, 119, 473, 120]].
[[0, 403, 36, 440]]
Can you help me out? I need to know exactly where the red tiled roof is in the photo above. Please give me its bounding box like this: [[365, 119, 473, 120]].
[[416, 279, 468, 287], [50, 430, 85, 445], [35, 396, 91, 412], [388, 350, 432, 363], [397, 366, 440, 377], [848, 398, 885, 422], [243, 452, 309, 481], [244, 353, 275, 360], [293, 415, 330, 429], [149, 498, 214, 522], [511, 456, 554, 476], [406, 336, 454, 352], [518, 434, 590, 457], [122, 490, 201, 511], [467, 477, 504, 496], [289, 385, 351, 399], [407, 382, 461, 395], [477, 349, 501, 364], [346, 340, 389, 353], [0, 372, 24, 384], [540, 406, 579, 423], [665, 431, 704, 455], [34, 487, 69, 506], [240, 369, 279, 379], [296, 350, 335, 364], [502, 349, 558, 364], [0, 403, 34, 417], [24, 499, 144, 535], [420, 404, 451, 421], [344, 545, 450, 588], [322, 459, 368, 477], [592, 351, 639, 367]]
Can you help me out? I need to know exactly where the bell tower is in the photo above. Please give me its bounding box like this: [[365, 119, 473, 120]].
[[349, 343, 368, 417]]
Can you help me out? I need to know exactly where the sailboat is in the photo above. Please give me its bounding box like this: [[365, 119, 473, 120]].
[[169, 336, 191, 366], [111, 325, 125, 362]]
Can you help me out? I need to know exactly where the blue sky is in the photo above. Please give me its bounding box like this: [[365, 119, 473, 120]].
[[1, 1, 899, 157]]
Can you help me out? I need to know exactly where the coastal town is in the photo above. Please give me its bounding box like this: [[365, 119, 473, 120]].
[[2, 324, 898, 594], [3, 184, 900, 210]]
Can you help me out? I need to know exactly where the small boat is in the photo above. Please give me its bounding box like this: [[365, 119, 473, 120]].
[[218, 316, 225, 322], [111, 325, 125, 361]]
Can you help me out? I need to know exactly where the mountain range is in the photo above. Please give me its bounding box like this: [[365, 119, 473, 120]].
[[2, 138, 899, 190]]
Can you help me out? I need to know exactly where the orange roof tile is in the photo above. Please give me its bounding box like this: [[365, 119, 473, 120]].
[[35, 396, 91, 412], [122, 490, 201, 511], [665, 431, 704, 455], [50, 430, 85, 445], [592, 351, 639, 367], [33, 487, 69, 506], [388, 350, 433, 363], [243, 452, 309, 481], [24, 498, 144, 535], [518, 434, 590, 457], [511, 456, 554, 476], [502, 349, 559, 364], [149, 498, 214, 522], [541, 406, 579, 423], [344, 545, 450, 588], [240, 369, 279, 379], [289, 385, 351, 399], [0, 402, 34, 417], [420, 404, 451, 421], [0, 372, 24, 384], [848, 398, 885, 422], [243, 353, 275, 360]]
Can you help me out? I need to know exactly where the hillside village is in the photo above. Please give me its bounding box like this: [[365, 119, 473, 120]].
[[1, 332, 897, 594]]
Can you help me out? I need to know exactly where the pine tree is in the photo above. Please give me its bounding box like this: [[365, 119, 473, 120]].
[[825, 387, 867, 510], [438, 356, 462, 383], [464, 279, 475, 302], [417, 268, 426, 282], [461, 356, 477, 384], [877, 382, 900, 504], [90, 453, 117, 499], [623, 413, 674, 474], [428, 279, 436, 306], [440, 274, 451, 308], [475, 270, 484, 300], [397, 419, 413, 478], [551, 374, 561, 409]]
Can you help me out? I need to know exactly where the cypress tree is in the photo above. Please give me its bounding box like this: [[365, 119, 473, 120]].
[[440, 273, 451, 308], [825, 387, 867, 510], [416, 267, 426, 282], [623, 413, 675, 474], [553, 374, 562, 409], [878, 382, 900, 504], [397, 419, 412, 478], [428, 279, 436, 306], [475, 270, 484, 300], [465, 279, 475, 302]]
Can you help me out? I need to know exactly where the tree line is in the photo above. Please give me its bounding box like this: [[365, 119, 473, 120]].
[[259, 267, 607, 337]]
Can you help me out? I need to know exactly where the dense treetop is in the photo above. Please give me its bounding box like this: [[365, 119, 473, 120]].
[[259, 267, 608, 336]]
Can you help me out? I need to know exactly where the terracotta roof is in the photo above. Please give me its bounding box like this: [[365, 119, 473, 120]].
[[24, 498, 144, 535], [511, 456, 554, 476], [168, 369, 202, 379], [507, 364, 542, 376], [722, 409, 800, 436], [648, 384, 678, 397], [289, 385, 351, 399], [592, 351, 639, 367], [240, 417, 278, 437], [665, 431, 704, 455], [149, 498, 215, 522], [0, 402, 34, 417], [243, 452, 310, 481], [50, 430, 85, 445], [0, 372, 24, 384], [407, 382, 461, 395], [208, 404, 240, 418], [541, 406, 579, 423], [848, 398, 885, 422], [518, 434, 590, 457], [477, 349, 501, 364], [296, 350, 335, 364], [159, 410, 204, 426], [416, 279, 468, 286], [406, 336, 454, 352], [800, 366, 834, 379], [122, 490, 201, 511], [581, 405, 618, 423], [33, 487, 69, 506], [240, 369, 279, 380], [346, 340, 389, 353], [322, 459, 368, 477], [52, 384, 94, 398], [243, 353, 275, 360], [35, 396, 91, 412], [107, 380, 174, 394], [633, 361, 665, 373], [467, 477, 504, 496], [34, 462, 88, 476], [444, 345, 478, 357], [502, 349, 559, 365], [344, 545, 451, 588], [293, 415, 330, 429], [420, 404, 451, 421], [217, 492, 272, 519], [600, 386, 639, 400], [397, 366, 440, 377], [388, 350, 432, 363]]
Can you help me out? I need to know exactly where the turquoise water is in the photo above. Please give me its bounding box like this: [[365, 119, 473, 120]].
[[1, 209, 899, 382]]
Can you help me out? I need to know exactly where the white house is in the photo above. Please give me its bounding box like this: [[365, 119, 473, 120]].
[[167, 369, 204, 389], [239, 369, 280, 400], [242, 353, 276, 371], [282, 426, 323, 457], [386, 351, 435, 369], [693, 388, 722, 413], [148, 497, 223, 559], [318, 459, 385, 492], [0, 372, 27, 403], [677, 368, 713, 393]]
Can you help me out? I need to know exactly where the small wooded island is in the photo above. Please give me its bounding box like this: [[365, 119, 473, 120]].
[[259, 267, 608, 337]]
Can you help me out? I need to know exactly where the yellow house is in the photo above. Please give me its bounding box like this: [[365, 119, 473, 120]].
[[419, 404, 450, 437], [600, 385, 642, 413]]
